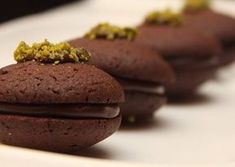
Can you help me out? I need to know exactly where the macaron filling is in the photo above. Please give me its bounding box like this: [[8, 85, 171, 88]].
[[117, 78, 165, 95], [0, 103, 120, 119]]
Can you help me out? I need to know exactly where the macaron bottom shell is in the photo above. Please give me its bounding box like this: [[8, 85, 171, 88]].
[[0, 114, 121, 153], [120, 91, 166, 123], [166, 65, 217, 98], [220, 45, 235, 66]]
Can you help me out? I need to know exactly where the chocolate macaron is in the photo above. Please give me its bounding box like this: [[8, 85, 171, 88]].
[[69, 23, 174, 123], [136, 9, 222, 97], [0, 40, 124, 152], [183, 0, 235, 66]]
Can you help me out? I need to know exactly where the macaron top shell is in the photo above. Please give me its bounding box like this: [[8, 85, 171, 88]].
[[136, 25, 222, 59], [69, 38, 174, 85], [183, 10, 235, 47], [0, 61, 124, 104]]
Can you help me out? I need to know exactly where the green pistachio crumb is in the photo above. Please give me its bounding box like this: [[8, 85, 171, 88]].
[[183, 0, 210, 13], [145, 9, 183, 26], [14, 39, 91, 64], [127, 116, 136, 123], [84, 23, 138, 41]]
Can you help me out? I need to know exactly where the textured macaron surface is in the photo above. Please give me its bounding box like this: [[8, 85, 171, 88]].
[[0, 61, 124, 104], [183, 10, 235, 46], [69, 38, 174, 85], [136, 25, 222, 59]]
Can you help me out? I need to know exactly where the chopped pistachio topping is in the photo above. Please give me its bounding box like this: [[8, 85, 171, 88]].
[[84, 23, 138, 40], [145, 9, 183, 26], [183, 0, 210, 13], [127, 116, 136, 123], [14, 40, 91, 64]]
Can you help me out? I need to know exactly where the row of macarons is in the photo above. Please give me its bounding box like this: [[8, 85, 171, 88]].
[[0, 0, 235, 153]]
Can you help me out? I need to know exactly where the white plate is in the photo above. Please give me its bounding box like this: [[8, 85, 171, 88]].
[[0, 0, 235, 167]]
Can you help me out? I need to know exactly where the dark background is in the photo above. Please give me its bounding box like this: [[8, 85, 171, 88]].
[[0, 0, 78, 23]]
